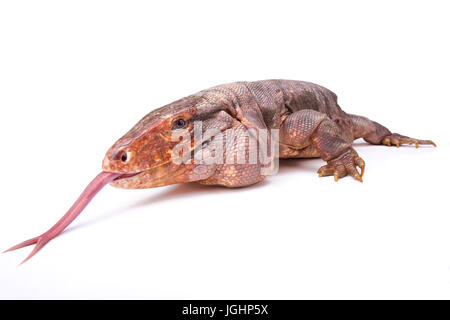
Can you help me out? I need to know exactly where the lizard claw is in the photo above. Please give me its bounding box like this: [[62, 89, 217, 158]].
[[318, 149, 365, 182], [382, 133, 436, 148]]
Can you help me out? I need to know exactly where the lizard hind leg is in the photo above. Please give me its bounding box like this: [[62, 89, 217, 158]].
[[349, 114, 436, 148], [279, 109, 365, 182]]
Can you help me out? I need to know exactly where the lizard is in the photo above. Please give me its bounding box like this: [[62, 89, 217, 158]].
[[4, 79, 435, 264]]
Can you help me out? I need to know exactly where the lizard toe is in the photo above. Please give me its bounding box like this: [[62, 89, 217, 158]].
[[382, 133, 436, 148]]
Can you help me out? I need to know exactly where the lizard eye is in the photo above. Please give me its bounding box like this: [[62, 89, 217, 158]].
[[172, 118, 187, 130], [121, 151, 130, 162]]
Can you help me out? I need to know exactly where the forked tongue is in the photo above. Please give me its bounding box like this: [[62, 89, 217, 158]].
[[3, 171, 133, 265]]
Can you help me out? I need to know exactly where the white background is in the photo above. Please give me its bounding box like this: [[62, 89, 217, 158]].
[[0, 0, 449, 299]]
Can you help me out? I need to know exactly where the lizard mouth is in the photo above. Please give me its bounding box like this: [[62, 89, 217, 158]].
[[112, 171, 143, 181], [108, 170, 147, 187], [109, 161, 175, 189]]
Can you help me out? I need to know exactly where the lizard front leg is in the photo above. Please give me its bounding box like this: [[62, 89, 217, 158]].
[[196, 119, 266, 188], [280, 110, 365, 182]]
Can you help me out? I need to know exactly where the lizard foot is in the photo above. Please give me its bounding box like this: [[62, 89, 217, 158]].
[[382, 133, 436, 148], [318, 149, 365, 182]]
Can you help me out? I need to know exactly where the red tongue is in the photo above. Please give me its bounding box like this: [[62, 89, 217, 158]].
[[4, 171, 126, 265]]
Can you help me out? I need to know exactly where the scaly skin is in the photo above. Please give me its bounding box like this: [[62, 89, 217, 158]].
[[105, 79, 435, 186], [5, 79, 436, 263]]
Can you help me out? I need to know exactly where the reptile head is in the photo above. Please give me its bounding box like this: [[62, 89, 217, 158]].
[[102, 94, 235, 189]]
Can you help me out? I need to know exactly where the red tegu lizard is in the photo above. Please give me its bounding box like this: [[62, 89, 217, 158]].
[[4, 80, 435, 264]]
